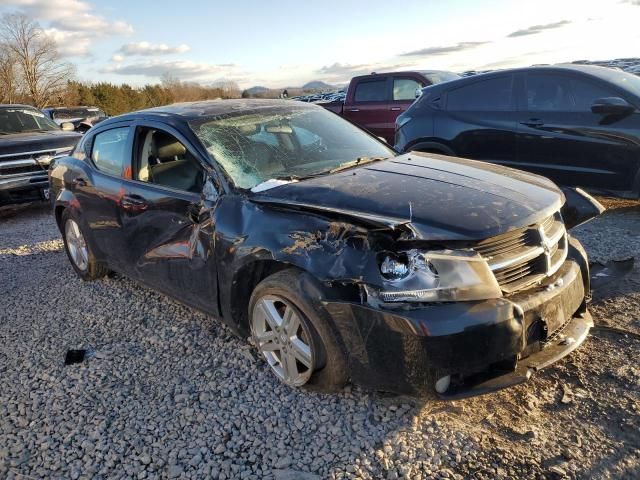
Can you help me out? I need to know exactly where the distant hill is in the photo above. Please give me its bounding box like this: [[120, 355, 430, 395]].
[[245, 86, 269, 95], [302, 80, 334, 90]]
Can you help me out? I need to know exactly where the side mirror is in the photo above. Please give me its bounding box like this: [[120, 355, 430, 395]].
[[61, 122, 75, 131], [591, 97, 634, 116], [415, 88, 423, 99], [560, 187, 605, 230]]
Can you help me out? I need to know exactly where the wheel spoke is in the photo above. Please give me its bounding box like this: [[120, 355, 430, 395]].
[[281, 350, 299, 382], [255, 330, 276, 345], [260, 340, 280, 352], [260, 300, 283, 330], [291, 338, 312, 368], [282, 307, 300, 336]]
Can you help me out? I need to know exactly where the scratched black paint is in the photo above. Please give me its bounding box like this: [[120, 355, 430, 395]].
[[49, 100, 601, 397]]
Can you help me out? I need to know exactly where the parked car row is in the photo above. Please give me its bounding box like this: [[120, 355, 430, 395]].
[[395, 65, 640, 198], [292, 91, 346, 103]]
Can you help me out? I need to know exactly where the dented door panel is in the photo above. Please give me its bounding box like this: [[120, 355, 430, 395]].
[[119, 182, 219, 314]]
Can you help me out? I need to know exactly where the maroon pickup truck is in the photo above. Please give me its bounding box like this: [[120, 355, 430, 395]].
[[320, 70, 460, 144]]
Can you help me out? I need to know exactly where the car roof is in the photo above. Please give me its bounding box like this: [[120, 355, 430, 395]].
[[44, 106, 102, 111], [433, 64, 636, 88], [0, 104, 40, 110], [112, 98, 318, 122]]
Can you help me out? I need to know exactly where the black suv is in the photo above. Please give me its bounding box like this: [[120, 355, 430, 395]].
[[395, 65, 640, 198], [1, 105, 81, 206]]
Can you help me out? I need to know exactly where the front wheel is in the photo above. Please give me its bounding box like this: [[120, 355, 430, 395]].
[[61, 209, 108, 281], [248, 269, 348, 391]]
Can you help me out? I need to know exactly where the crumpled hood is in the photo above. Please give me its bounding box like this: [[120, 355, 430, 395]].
[[252, 152, 564, 241], [0, 130, 81, 158]]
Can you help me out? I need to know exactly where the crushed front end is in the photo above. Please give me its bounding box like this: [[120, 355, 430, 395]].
[[323, 211, 593, 398]]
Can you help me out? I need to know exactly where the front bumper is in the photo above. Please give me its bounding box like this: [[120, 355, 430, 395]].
[[0, 173, 49, 206], [323, 254, 591, 398]]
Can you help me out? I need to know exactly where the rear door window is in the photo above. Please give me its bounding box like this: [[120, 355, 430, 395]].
[[91, 127, 131, 177], [393, 78, 423, 101], [354, 78, 389, 102], [447, 76, 514, 111]]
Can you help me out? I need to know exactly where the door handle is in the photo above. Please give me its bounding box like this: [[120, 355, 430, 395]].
[[348, 108, 360, 112], [521, 119, 544, 127], [121, 194, 148, 211], [390, 107, 402, 111], [72, 177, 87, 187]]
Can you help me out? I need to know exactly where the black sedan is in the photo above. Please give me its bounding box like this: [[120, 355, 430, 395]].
[[49, 100, 602, 398], [395, 65, 640, 198]]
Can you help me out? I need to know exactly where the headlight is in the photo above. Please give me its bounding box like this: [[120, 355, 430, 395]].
[[374, 249, 501, 303]]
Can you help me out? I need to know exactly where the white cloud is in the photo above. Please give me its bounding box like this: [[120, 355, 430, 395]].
[[117, 42, 191, 57], [44, 28, 92, 56], [111, 54, 124, 62], [101, 59, 239, 81], [3, 0, 133, 57]]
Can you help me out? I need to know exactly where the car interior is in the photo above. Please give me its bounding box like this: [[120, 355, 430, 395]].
[[135, 129, 204, 193]]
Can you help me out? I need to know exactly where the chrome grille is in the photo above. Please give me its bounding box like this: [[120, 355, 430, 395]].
[[474, 212, 567, 294], [0, 148, 70, 186]]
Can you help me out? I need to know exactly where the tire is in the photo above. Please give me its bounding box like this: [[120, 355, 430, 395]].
[[61, 209, 108, 281], [248, 268, 348, 392]]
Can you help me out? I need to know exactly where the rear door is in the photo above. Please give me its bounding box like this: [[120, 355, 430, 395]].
[[118, 121, 219, 314], [343, 76, 394, 140], [517, 71, 639, 190], [440, 74, 518, 162]]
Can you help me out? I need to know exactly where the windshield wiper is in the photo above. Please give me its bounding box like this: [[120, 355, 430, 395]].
[[328, 156, 388, 174]]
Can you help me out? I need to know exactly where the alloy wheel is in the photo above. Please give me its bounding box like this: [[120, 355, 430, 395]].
[[65, 219, 89, 272], [251, 295, 314, 386]]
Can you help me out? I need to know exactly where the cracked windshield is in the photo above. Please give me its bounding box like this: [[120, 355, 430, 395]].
[[190, 106, 394, 190]]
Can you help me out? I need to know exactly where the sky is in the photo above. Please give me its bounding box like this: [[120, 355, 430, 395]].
[[0, 0, 639, 89]]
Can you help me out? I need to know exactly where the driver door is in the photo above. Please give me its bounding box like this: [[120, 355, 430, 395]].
[[118, 122, 220, 315]]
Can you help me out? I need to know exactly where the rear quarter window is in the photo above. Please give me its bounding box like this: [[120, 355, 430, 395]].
[[447, 76, 514, 111]]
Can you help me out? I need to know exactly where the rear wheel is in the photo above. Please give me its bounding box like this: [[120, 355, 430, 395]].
[[249, 269, 348, 391], [61, 210, 108, 281]]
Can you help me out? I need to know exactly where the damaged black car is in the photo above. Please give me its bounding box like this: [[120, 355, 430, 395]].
[[49, 100, 603, 398]]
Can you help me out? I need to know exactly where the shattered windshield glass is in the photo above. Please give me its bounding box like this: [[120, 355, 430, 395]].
[[189, 106, 395, 190]]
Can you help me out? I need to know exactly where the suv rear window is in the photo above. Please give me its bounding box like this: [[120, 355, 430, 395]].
[[354, 79, 388, 102], [447, 76, 514, 111]]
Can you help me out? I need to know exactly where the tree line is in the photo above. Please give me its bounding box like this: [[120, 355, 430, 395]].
[[0, 13, 241, 116]]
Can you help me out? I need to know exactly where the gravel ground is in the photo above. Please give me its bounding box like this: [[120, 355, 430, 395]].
[[1, 200, 639, 480]]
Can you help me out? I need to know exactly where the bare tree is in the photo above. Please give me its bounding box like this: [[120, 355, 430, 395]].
[[0, 14, 74, 107], [0, 44, 19, 103]]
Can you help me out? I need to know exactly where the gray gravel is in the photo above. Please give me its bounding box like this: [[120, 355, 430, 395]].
[[1, 201, 638, 479]]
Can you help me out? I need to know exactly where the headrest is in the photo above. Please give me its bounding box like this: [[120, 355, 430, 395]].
[[153, 132, 186, 160]]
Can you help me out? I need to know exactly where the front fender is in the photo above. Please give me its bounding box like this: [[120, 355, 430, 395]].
[[213, 194, 384, 322]]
